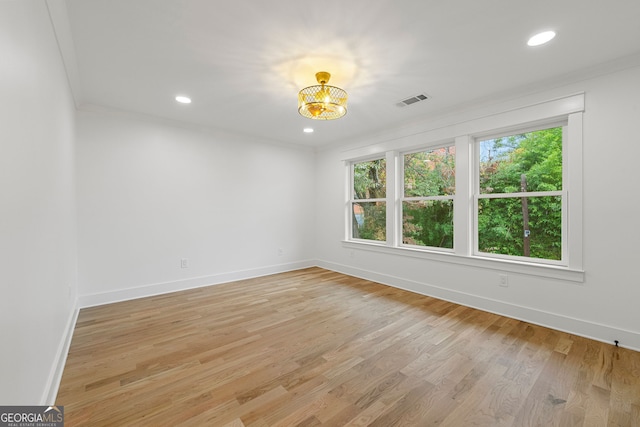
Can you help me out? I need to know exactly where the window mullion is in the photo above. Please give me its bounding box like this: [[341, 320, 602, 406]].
[[477, 190, 563, 199], [454, 135, 471, 256], [345, 161, 353, 241], [386, 150, 398, 247], [404, 195, 456, 202]]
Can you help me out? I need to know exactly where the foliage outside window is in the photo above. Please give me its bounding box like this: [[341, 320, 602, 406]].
[[477, 126, 563, 260], [403, 145, 455, 249], [351, 158, 386, 241]]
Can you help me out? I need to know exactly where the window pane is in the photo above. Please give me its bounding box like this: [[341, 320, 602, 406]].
[[354, 159, 386, 200], [478, 196, 561, 260], [404, 146, 455, 197], [352, 202, 386, 241], [479, 127, 562, 194], [403, 200, 453, 248]]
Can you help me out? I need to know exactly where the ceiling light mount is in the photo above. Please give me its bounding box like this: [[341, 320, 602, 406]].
[[298, 71, 347, 120]]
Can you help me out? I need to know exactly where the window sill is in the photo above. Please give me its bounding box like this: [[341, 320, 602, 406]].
[[341, 240, 585, 283]]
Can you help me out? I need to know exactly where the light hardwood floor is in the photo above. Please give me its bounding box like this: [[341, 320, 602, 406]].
[[57, 267, 640, 426]]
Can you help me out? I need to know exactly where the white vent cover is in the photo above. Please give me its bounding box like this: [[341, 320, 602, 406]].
[[396, 93, 429, 108]]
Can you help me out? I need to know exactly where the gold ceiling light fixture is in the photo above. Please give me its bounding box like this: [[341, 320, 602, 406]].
[[298, 71, 347, 120]]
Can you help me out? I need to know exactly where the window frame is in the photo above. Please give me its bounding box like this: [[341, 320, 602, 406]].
[[472, 122, 568, 266], [348, 155, 388, 244], [399, 142, 456, 252], [343, 93, 584, 282]]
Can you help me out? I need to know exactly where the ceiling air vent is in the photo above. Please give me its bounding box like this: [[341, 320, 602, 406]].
[[396, 93, 429, 108]]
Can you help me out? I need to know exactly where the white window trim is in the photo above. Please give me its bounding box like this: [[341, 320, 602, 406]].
[[343, 93, 585, 283]]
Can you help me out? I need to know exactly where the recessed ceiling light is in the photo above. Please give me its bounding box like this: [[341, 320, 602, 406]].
[[175, 96, 191, 104], [303, 128, 314, 133], [527, 31, 556, 47]]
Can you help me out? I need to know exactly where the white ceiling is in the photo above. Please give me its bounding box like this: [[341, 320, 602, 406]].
[[54, 0, 640, 147]]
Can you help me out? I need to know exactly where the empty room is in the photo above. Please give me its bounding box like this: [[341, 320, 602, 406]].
[[2, 0, 640, 425]]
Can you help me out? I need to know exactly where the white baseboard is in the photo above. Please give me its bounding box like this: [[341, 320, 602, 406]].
[[41, 301, 79, 405], [317, 260, 640, 352], [78, 260, 316, 308]]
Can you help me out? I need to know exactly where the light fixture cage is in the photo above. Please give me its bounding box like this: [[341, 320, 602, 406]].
[[298, 72, 348, 120]]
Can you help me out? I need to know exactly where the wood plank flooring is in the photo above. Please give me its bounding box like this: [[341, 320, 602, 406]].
[[57, 267, 640, 426]]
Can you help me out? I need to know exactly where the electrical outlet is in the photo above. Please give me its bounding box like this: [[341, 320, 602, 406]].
[[499, 274, 509, 287], [181, 258, 188, 268]]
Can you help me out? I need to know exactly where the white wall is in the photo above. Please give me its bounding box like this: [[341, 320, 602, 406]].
[[316, 65, 640, 351], [76, 111, 316, 306], [0, 1, 78, 404]]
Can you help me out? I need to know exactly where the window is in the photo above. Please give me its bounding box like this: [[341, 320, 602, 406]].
[[350, 158, 386, 242], [476, 126, 564, 263], [344, 94, 583, 280], [402, 145, 455, 249]]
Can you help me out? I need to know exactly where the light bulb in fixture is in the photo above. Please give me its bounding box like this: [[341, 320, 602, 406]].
[[303, 128, 314, 133], [175, 96, 192, 104]]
